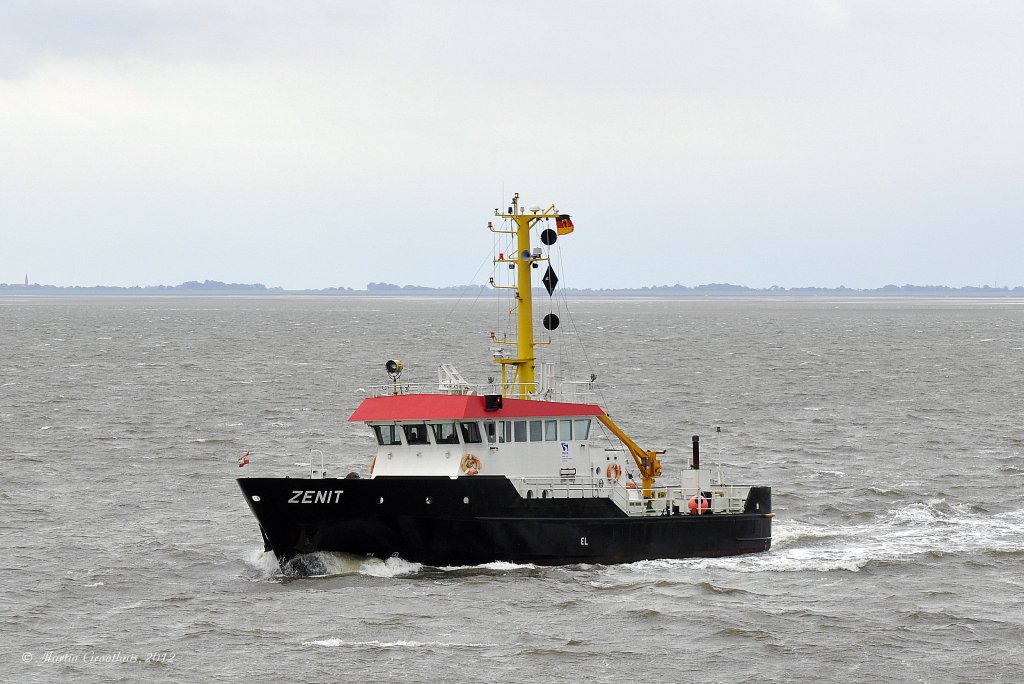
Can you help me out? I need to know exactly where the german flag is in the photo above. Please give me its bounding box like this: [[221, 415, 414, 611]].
[[556, 214, 574, 235]]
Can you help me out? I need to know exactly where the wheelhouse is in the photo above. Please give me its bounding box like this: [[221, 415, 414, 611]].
[[350, 394, 604, 479]]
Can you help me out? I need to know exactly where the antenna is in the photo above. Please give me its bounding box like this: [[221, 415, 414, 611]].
[[715, 426, 724, 485]]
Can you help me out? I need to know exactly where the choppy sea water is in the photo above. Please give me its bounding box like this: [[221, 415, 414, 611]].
[[2, 296, 1022, 683]]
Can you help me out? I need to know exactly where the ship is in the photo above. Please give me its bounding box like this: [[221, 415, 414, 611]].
[[237, 194, 773, 567]]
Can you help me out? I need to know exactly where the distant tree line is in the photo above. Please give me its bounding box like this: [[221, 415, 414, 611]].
[[3, 280, 1023, 297], [0, 279, 283, 294]]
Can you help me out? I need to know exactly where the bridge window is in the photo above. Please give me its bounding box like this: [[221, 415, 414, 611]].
[[373, 424, 401, 446], [460, 422, 482, 444], [402, 423, 430, 445], [545, 420, 557, 441], [513, 420, 528, 442], [529, 420, 543, 442], [559, 419, 572, 440], [573, 419, 591, 440], [431, 422, 460, 445], [484, 421, 496, 444], [500, 421, 512, 443]]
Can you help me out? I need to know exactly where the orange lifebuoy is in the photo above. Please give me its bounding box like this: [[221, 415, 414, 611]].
[[688, 495, 709, 515], [460, 453, 482, 476], [606, 463, 622, 482]]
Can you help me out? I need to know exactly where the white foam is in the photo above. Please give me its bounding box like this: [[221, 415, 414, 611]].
[[708, 504, 1024, 574], [771, 520, 843, 547], [242, 548, 283, 580], [303, 639, 489, 649], [357, 555, 423, 577], [601, 505, 1024, 576], [440, 560, 538, 572], [242, 549, 422, 580]]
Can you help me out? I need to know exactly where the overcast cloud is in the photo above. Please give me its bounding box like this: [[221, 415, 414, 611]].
[[1, 1, 1021, 289]]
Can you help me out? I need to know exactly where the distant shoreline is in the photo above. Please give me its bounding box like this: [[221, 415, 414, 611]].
[[2, 280, 1023, 299]]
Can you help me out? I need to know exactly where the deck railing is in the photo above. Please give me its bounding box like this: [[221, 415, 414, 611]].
[[511, 477, 752, 516]]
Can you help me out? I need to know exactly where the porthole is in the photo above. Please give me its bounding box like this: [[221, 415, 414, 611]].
[[425, 497, 432, 505], [251, 495, 261, 502], [378, 496, 384, 504], [463, 497, 470, 504], [595, 467, 601, 475]]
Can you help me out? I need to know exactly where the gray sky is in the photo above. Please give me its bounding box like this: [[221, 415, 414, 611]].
[[2, 1, 1021, 289]]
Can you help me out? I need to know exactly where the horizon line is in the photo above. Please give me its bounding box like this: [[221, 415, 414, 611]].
[[2, 279, 1023, 295]]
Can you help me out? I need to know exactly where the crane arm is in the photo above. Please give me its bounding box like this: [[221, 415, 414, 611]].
[[596, 415, 664, 497]]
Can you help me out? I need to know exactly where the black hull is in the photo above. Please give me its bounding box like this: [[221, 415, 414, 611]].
[[237, 476, 772, 567]]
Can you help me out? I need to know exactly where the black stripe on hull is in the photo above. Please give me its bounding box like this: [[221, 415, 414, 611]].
[[237, 476, 772, 567]]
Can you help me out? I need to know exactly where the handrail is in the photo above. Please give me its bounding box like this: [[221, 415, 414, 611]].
[[512, 476, 753, 515], [367, 379, 597, 400]]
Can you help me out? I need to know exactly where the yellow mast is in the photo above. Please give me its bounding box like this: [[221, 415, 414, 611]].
[[488, 194, 664, 496], [489, 193, 557, 399]]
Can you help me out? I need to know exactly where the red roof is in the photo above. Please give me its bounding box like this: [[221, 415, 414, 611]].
[[348, 394, 605, 422]]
